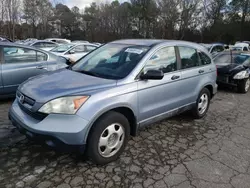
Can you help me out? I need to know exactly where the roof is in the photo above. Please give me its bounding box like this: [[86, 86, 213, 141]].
[[111, 39, 203, 47], [111, 39, 209, 54], [111, 39, 168, 46], [0, 42, 54, 54]]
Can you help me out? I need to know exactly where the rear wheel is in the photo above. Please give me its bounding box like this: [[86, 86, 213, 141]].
[[192, 88, 211, 119], [86, 111, 130, 165], [237, 78, 250, 93]]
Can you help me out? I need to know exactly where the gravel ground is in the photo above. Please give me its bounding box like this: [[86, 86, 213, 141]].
[[0, 90, 250, 188]]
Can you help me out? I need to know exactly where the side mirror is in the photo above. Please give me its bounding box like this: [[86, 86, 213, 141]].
[[69, 50, 75, 54], [140, 69, 164, 80]]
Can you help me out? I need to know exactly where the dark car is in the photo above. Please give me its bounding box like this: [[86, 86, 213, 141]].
[[0, 42, 68, 98], [214, 51, 250, 93]]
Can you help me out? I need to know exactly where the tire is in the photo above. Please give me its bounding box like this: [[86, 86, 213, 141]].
[[237, 78, 250, 93], [86, 111, 130, 165], [192, 88, 211, 119]]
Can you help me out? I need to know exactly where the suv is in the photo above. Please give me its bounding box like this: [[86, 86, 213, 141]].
[[9, 40, 217, 164]]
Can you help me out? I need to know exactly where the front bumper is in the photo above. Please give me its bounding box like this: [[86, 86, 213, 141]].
[[9, 99, 90, 150]]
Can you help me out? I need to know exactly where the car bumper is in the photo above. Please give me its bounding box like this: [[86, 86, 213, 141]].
[[9, 99, 90, 151]]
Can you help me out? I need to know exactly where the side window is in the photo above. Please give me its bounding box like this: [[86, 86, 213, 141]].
[[243, 47, 248, 51], [45, 42, 57, 48], [199, 52, 211, 65], [85, 45, 97, 52], [3, 47, 46, 63], [144, 46, 177, 74], [73, 45, 85, 53], [33, 42, 44, 48], [211, 46, 217, 53], [218, 46, 224, 52], [37, 51, 47, 61], [179, 46, 199, 69]]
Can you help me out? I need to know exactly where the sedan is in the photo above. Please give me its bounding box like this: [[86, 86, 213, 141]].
[[214, 51, 250, 93], [0, 42, 68, 98], [50, 43, 98, 62], [24, 40, 59, 51]]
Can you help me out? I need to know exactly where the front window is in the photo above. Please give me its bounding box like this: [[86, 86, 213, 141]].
[[179, 46, 199, 69], [143, 46, 177, 73], [72, 43, 149, 79], [51, 44, 74, 53]]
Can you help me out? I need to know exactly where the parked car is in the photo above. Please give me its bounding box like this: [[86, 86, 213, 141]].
[[46, 38, 71, 44], [201, 43, 225, 56], [72, 40, 89, 44], [0, 37, 12, 42], [24, 40, 59, 51], [214, 51, 250, 93], [231, 42, 249, 51], [50, 43, 98, 62], [9, 39, 217, 164], [23, 38, 38, 43], [92, 42, 102, 46], [0, 42, 68, 98]]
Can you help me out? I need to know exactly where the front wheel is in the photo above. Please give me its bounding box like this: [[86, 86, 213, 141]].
[[192, 88, 211, 119], [237, 78, 250, 93], [86, 111, 130, 165]]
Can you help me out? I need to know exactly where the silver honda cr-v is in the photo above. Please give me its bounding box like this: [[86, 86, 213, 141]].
[[9, 40, 217, 164]]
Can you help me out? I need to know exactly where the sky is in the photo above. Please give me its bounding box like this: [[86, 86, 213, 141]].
[[62, 0, 127, 10]]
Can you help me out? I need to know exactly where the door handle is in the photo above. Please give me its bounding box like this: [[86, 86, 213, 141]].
[[199, 69, 205, 74], [171, 75, 180, 80], [36, 65, 47, 70]]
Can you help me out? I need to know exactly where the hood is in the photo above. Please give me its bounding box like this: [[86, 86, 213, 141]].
[[217, 63, 246, 75], [51, 52, 64, 55], [19, 69, 117, 103]]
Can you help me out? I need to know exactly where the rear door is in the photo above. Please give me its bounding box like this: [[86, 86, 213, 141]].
[[2, 46, 48, 94]]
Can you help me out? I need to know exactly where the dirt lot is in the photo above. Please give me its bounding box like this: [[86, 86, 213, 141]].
[[1, 90, 250, 188]]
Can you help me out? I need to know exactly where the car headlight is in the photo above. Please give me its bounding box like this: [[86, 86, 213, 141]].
[[233, 71, 249, 79], [39, 96, 89, 114]]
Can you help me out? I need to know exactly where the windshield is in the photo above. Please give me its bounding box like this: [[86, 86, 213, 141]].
[[214, 53, 250, 65], [72, 43, 150, 79], [51, 44, 74, 53]]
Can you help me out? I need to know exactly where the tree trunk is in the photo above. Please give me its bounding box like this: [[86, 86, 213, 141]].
[[240, 0, 249, 40]]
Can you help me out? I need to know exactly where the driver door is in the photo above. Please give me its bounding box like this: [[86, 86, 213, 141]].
[[137, 46, 182, 125]]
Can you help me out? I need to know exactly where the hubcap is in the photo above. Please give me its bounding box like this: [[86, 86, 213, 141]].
[[198, 93, 208, 115], [98, 123, 125, 158], [245, 79, 250, 92]]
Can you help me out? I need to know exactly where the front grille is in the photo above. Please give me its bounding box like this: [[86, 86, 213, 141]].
[[18, 102, 48, 121], [217, 75, 229, 83], [16, 91, 35, 106], [17, 91, 47, 121]]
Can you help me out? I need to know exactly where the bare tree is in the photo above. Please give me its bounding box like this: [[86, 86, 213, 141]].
[[5, 0, 21, 39]]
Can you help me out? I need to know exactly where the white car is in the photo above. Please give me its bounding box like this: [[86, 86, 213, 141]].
[[50, 43, 98, 62], [231, 42, 249, 51], [25, 40, 59, 51], [46, 38, 71, 44]]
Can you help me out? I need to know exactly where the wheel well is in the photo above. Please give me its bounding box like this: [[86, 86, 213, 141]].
[[205, 85, 213, 98], [112, 107, 137, 137]]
